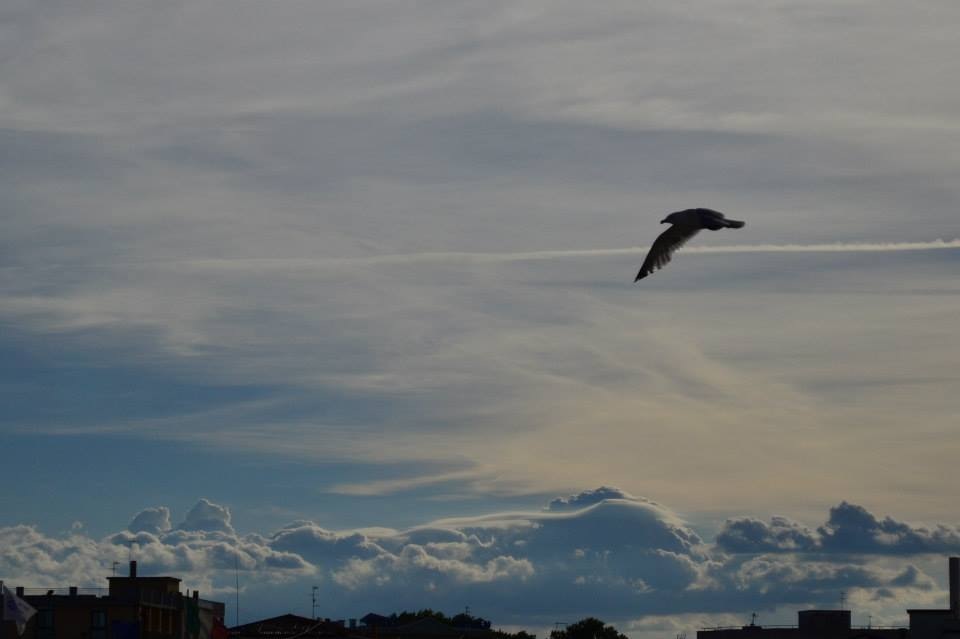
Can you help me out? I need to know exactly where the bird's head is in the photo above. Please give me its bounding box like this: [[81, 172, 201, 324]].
[[661, 212, 678, 224]]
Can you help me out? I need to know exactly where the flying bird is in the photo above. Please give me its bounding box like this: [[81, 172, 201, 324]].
[[634, 208, 745, 281]]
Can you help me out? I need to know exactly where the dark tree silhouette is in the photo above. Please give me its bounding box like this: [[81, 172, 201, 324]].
[[493, 631, 536, 639], [381, 609, 529, 639], [392, 609, 449, 625], [550, 618, 629, 639], [451, 613, 492, 629], [388, 609, 492, 630]]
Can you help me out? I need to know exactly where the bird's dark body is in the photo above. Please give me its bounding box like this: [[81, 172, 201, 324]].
[[687, 208, 745, 230], [634, 208, 745, 281]]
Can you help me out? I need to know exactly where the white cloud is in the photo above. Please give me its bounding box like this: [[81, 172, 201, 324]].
[[177, 499, 235, 535], [4, 494, 955, 630], [547, 487, 644, 511], [719, 503, 960, 555], [129, 507, 172, 535]]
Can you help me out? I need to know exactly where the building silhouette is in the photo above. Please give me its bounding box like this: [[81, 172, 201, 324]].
[[3, 561, 226, 639], [907, 557, 960, 639], [698, 609, 905, 639]]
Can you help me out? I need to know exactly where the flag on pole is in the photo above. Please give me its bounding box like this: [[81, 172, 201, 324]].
[[1, 582, 37, 637]]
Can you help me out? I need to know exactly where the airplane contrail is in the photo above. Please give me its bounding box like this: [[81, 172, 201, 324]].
[[461, 238, 960, 262], [359, 238, 959, 264], [167, 238, 960, 270], [682, 239, 960, 253], [6, 239, 957, 273]]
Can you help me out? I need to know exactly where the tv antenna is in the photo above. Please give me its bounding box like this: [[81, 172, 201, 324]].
[[312, 586, 319, 620]]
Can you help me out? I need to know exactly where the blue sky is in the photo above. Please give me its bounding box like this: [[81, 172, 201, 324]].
[[2, 1, 960, 635]]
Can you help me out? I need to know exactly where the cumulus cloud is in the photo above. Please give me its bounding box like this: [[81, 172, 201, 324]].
[[177, 498, 235, 535], [707, 555, 937, 617], [547, 487, 643, 511], [269, 522, 385, 564], [818, 502, 960, 554], [2, 493, 954, 628], [0, 524, 105, 589], [99, 500, 313, 581], [715, 516, 819, 553], [717, 502, 960, 555], [128, 506, 172, 535]]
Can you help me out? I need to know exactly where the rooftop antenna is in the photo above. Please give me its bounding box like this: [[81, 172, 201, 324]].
[[868, 615, 872, 629], [112, 561, 120, 576], [840, 591, 846, 611], [750, 613, 759, 626], [312, 586, 319, 620]]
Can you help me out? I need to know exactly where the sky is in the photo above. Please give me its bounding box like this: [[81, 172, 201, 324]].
[[1, 0, 959, 636]]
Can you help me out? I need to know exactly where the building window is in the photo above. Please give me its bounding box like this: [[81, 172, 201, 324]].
[[37, 609, 55, 639], [91, 610, 107, 639], [37, 609, 54, 628]]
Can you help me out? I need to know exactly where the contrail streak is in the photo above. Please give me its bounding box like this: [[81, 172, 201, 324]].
[[684, 239, 960, 254], [187, 238, 960, 269], [442, 238, 960, 262], [4, 240, 958, 272]]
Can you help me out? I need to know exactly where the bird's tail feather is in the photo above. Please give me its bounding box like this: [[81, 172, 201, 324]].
[[724, 219, 746, 228]]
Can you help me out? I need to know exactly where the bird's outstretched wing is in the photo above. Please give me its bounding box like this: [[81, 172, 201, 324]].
[[634, 225, 700, 281]]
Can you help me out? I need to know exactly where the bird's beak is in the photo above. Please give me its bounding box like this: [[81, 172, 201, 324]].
[[660, 218, 668, 224]]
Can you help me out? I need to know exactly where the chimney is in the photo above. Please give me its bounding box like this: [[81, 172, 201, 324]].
[[950, 556, 959, 617], [69, 587, 78, 596], [129, 560, 138, 578], [193, 590, 199, 601], [15, 587, 24, 597]]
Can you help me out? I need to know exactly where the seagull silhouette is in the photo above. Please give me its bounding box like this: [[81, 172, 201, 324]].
[[634, 208, 745, 281]]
